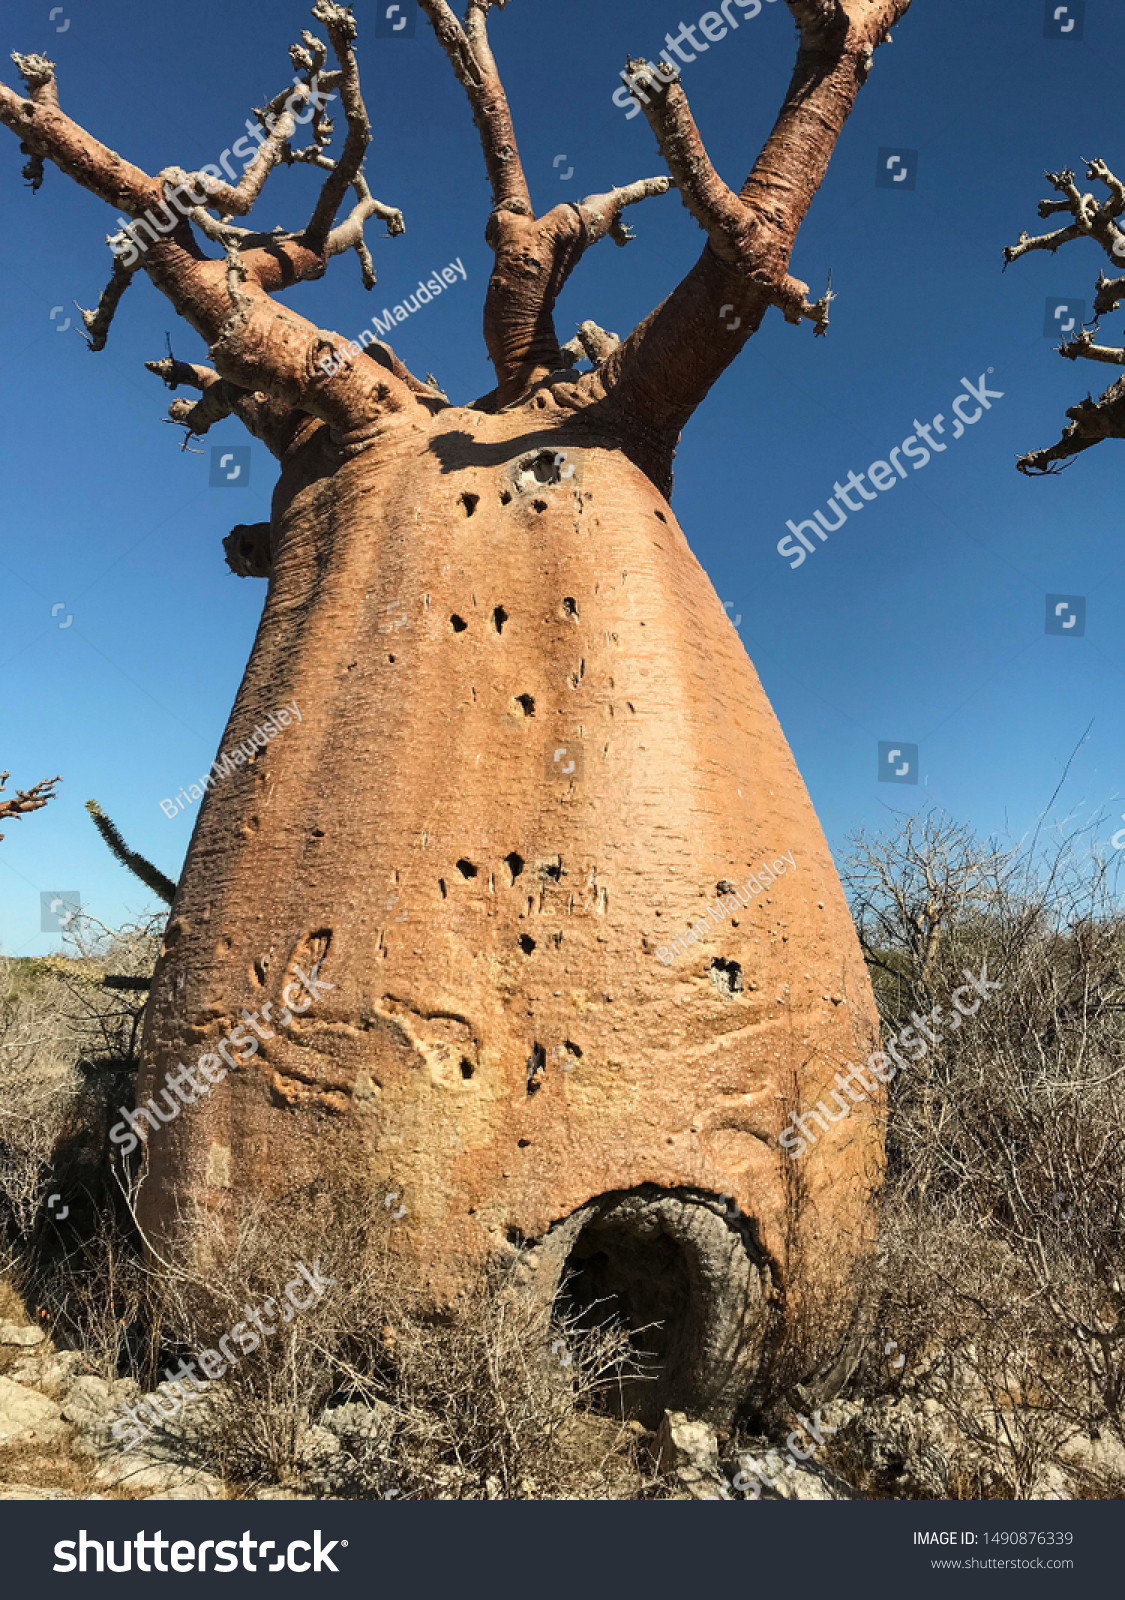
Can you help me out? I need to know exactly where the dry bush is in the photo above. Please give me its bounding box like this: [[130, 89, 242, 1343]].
[[840, 809, 1125, 1497], [128, 1197, 650, 1500], [0, 914, 157, 1346]]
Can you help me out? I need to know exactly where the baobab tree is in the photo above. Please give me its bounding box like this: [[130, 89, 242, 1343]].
[[1, 0, 911, 1421], [1006, 158, 1125, 473]]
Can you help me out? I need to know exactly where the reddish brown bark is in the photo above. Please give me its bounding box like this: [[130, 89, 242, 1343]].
[[1, 0, 913, 1417]]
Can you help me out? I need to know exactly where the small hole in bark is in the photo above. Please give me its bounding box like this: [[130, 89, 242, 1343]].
[[538, 857, 563, 882], [709, 958, 744, 997], [562, 597, 578, 618], [654, 509, 667, 523], [450, 614, 468, 632], [387, 654, 396, 664], [526, 1042, 546, 1094], [519, 934, 536, 955], [500, 489, 512, 506], [493, 606, 508, 633], [532, 499, 548, 513], [456, 858, 477, 879], [518, 1138, 531, 1148], [460, 1058, 474, 1080], [438, 879, 447, 899], [252, 957, 268, 988], [505, 852, 524, 883], [459, 492, 479, 517], [513, 693, 535, 717]]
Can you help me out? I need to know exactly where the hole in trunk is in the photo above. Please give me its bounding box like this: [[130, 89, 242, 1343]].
[[518, 934, 536, 955], [456, 859, 477, 879], [504, 851, 524, 883], [459, 492, 479, 517], [532, 499, 548, 513], [709, 958, 744, 997], [450, 614, 467, 632], [561, 596, 578, 618], [493, 606, 508, 633], [513, 693, 535, 717], [526, 1043, 546, 1094], [460, 1058, 474, 1080], [549, 1190, 768, 1427]]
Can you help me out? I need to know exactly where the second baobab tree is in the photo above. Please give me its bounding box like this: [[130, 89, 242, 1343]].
[[0, 0, 912, 1422]]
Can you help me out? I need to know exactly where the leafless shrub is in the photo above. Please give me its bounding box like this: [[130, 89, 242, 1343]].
[[841, 807, 1125, 1497], [129, 1197, 650, 1500]]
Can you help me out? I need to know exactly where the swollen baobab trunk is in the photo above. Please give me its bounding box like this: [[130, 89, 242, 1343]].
[[1, 0, 913, 1421]]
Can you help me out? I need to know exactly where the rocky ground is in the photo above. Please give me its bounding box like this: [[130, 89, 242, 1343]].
[[3, 1306, 1122, 1502]]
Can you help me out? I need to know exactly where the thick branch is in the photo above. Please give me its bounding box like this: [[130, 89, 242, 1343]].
[[304, 3, 369, 249], [1017, 376, 1125, 475], [1059, 329, 1125, 367], [417, 0, 529, 212], [576, 0, 909, 459], [0, 771, 61, 841], [631, 65, 747, 262]]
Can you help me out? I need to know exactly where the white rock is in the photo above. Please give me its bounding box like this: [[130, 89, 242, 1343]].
[[0, 1376, 68, 1445], [0, 1323, 47, 1348]]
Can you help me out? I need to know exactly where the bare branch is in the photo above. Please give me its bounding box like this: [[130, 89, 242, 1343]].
[[1017, 376, 1125, 476], [1093, 271, 1125, 318], [304, 3, 370, 250], [575, 175, 672, 249], [1059, 329, 1125, 367], [630, 64, 747, 262], [0, 771, 61, 842], [1004, 163, 1125, 267], [76, 238, 142, 351], [417, 0, 530, 213], [570, 0, 911, 464]]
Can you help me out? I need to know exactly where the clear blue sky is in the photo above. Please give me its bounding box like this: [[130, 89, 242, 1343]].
[[3, 0, 1124, 955]]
